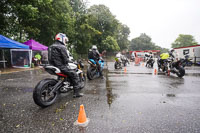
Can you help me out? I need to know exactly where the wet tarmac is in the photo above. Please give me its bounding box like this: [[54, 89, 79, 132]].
[[0, 62, 200, 133]]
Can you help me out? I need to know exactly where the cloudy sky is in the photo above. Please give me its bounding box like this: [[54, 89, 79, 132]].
[[86, 0, 200, 48]]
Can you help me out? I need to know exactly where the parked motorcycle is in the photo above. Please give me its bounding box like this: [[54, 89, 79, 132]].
[[33, 60, 86, 107], [182, 57, 193, 66], [87, 57, 104, 80], [114, 57, 122, 69]]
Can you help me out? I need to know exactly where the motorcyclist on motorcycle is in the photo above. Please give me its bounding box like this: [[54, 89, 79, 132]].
[[48, 33, 83, 98], [116, 52, 122, 63], [158, 49, 175, 71], [169, 49, 175, 57], [88, 45, 103, 78], [145, 52, 154, 67], [121, 54, 129, 66]]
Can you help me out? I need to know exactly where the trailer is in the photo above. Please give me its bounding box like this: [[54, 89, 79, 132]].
[[194, 47, 200, 64], [174, 45, 200, 62]]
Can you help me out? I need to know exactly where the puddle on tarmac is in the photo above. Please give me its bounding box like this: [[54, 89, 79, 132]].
[[185, 73, 200, 77], [108, 71, 165, 75], [105, 65, 115, 107], [166, 94, 176, 97]]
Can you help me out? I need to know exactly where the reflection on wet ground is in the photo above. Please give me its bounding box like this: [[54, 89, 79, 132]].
[[108, 71, 166, 75], [166, 94, 176, 97], [109, 71, 200, 77], [105, 68, 114, 107], [185, 73, 200, 76], [0, 67, 41, 74]]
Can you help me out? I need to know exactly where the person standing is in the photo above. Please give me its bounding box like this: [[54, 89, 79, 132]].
[[35, 53, 41, 65]]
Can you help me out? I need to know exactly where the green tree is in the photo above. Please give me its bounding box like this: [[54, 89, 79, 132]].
[[116, 24, 130, 50], [102, 36, 120, 52], [87, 5, 122, 52], [34, 0, 75, 46], [0, 1, 131, 56], [171, 34, 198, 48], [0, 0, 40, 41], [74, 22, 101, 55], [0, 0, 75, 46], [0, 0, 9, 35], [70, 0, 87, 14], [130, 33, 155, 50], [129, 33, 168, 53], [69, 0, 99, 56]]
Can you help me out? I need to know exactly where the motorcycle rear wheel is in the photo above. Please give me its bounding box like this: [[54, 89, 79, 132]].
[[80, 73, 86, 89], [176, 67, 185, 78], [33, 79, 58, 108], [114, 62, 118, 69], [114, 62, 122, 69]]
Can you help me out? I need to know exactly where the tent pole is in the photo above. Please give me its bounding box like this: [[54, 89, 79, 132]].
[[30, 50, 32, 67], [2, 49, 5, 68]]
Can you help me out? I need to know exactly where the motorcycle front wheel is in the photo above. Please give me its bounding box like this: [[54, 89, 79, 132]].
[[87, 67, 96, 80], [33, 79, 58, 108]]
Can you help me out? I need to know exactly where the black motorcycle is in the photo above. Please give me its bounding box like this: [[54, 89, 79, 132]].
[[33, 60, 86, 107], [164, 56, 190, 77], [145, 55, 154, 68], [114, 57, 122, 69], [157, 57, 168, 72], [87, 57, 104, 80], [122, 56, 130, 67]]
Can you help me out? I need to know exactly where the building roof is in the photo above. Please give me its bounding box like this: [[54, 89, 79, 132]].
[[174, 45, 200, 49]]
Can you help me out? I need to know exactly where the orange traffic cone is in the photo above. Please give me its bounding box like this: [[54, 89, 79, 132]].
[[154, 68, 157, 75], [74, 104, 90, 127], [142, 63, 144, 67], [124, 67, 127, 73]]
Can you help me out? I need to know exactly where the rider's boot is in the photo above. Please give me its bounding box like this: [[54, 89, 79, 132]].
[[72, 78, 84, 98], [73, 89, 84, 98], [99, 70, 105, 79]]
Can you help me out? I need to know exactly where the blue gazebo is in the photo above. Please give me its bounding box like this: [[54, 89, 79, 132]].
[[0, 35, 29, 68]]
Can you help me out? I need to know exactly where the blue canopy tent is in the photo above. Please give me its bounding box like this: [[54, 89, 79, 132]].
[[0, 35, 30, 68], [0, 35, 29, 49]]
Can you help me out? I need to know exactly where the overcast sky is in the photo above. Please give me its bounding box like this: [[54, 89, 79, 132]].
[[86, 0, 200, 48]]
